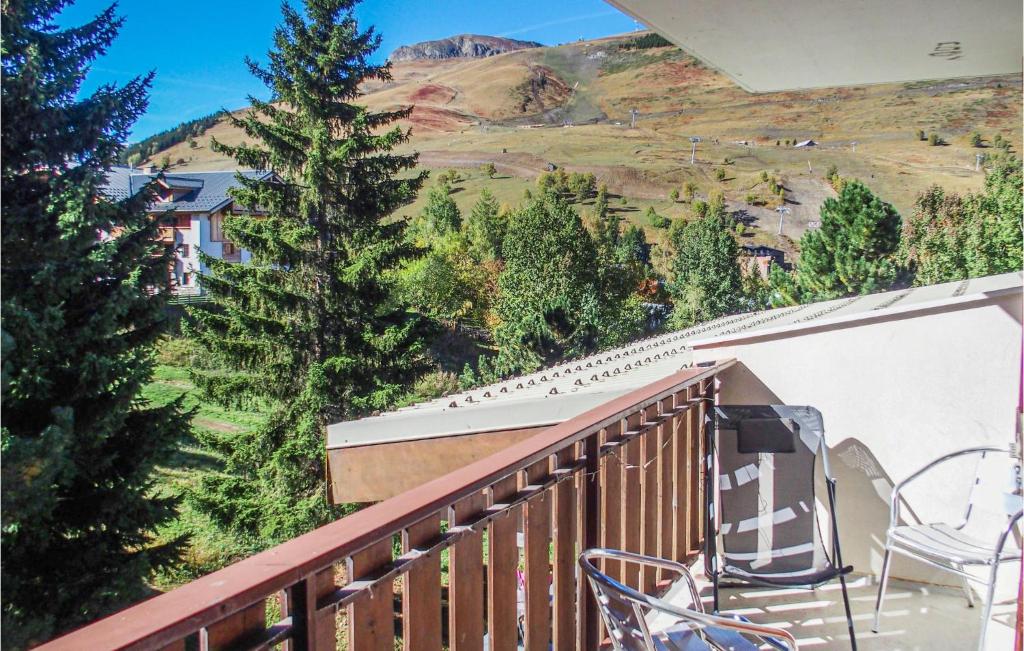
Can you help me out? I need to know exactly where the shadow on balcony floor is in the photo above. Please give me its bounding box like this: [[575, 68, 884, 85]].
[[654, 570, 1019, 650]]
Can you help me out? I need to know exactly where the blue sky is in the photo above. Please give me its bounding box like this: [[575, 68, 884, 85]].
[[57, 0, 640, 141]]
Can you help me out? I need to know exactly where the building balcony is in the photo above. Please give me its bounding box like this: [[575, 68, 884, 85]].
[[38, 276, 1022, 651]]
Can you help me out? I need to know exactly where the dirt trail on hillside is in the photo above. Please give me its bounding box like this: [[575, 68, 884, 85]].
[[417, 150, 551, 178]]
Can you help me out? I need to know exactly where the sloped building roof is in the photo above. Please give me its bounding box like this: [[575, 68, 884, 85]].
[[100, 166, 272, 213], [326, 272, 1022, 449]]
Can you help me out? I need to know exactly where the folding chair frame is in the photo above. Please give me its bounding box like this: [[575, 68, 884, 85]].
[[703, 405, 858, 650]]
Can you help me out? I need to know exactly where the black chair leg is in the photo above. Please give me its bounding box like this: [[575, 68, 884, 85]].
[[712, 567, 720, 613], [839, 572, 857, 651]]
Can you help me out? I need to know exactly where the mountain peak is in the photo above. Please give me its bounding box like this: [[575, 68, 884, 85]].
[[389, 34, 542, 62]]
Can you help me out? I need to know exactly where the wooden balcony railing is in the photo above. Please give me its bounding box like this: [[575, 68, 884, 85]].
[[39, 361, 730, 651]]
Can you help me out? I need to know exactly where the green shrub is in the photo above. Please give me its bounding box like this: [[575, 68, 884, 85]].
[[969, 132, 983, 148], [714, 168, 726, 182]]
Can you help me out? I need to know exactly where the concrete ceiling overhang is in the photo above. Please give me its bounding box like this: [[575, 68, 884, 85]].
[[605, 0, 1023, 92]]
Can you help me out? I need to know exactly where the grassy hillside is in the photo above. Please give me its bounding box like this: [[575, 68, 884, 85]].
[[141, 33, 1022, 249]]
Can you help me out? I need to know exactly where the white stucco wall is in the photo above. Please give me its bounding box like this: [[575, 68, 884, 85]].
[[693, 288, 1022, 590]]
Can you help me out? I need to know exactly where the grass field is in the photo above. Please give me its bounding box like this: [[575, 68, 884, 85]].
[[142, 347, 267, 589]]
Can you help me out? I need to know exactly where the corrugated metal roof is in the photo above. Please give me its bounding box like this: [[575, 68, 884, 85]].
[[326, 272, 1021, 449], [99, 166, 271, 213]]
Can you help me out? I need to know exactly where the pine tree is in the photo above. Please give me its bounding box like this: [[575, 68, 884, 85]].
[[465, 188, 505, 262], [795, 180, 902, 301], [668, 211, 744, 327], [412, 182, 461, 242], [1, 2, 186, 645], [591, 183, 620, 256], [186, 0, 428, 543]]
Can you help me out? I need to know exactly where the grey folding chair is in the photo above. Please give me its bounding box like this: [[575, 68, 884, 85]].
[[707, 405, 857, 650], [872, 445, 1023, 651], [579, 548, 798, 651]]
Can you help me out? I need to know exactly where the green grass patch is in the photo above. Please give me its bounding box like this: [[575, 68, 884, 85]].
[[144, 350, 268, 591]]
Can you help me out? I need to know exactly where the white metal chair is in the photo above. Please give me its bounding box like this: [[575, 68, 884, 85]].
[[580, 548, 798, 651], [872, 446, 1023, 651]]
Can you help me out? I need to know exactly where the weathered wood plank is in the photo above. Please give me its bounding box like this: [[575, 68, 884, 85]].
[[599, 421, 623, 583], [640, 405, 659, 594], [283, 568, 336, 651], [621, 412, 642, 590], [552, 447, 577, 651], [579, 433, 602, 651], [688, 383, 702, 555], [658, 396, 675, 582], [488, 475, 519, 651], [449, 490, 487, 651], [403, 512, 443, 651], [201, 600, 265, 650], [347, 539, 395, 651], [523, 459, 551, 651], [671, 389, 689, 563]]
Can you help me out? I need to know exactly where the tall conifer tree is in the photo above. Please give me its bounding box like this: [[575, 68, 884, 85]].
[[1, 2, 185, 645], [186, 0, 427, 542], [795, 180, 902, 300]]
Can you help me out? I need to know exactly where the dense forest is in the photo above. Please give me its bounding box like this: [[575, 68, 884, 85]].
[[118, 112, 222, 166]]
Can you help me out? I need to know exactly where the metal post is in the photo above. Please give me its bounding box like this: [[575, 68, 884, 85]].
[[689, 136, 701, 165], [776, 205, 790, 236]]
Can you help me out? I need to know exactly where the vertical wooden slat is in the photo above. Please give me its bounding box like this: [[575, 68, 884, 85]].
[[671, 389, 689, 563], [488, 475, 519, 651], [403, 512, 442, 651], [657, 396, 675, 582], [347, 539, 395, 651], [449, 490, 487, 651], [285, 567, 336, 651], [621, 412, 642, 590], [201, 600, 265, 650], [552, 447, 577, 651], [523, 459, 552, 651], [599, 421, 623, 583], [688, 383, 702, 555], [579, 432, 602, 651], [640, 405, 659, 594]]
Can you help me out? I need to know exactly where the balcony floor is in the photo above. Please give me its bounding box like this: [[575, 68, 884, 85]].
[[654, 566, 1020, 650]]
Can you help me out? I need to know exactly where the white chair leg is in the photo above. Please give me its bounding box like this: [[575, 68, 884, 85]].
[[976, 560, 1000, 651], [959, 572, 975, 608], [872, 547, 893, 633]]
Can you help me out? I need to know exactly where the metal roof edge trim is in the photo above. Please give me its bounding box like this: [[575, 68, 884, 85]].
[[689, 277, 1022, 350], [326, 388, 637, 449]]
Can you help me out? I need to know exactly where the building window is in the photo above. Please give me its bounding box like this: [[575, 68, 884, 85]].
[[182, 273, 191, 286], [180, 243, 189, 257], [222, 242, 237, 256], [210, 213, 224, 241], [175, 214, 191, 228]]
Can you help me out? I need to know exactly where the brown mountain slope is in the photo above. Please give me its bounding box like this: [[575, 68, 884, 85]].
[[146, 33, 1021, 244]]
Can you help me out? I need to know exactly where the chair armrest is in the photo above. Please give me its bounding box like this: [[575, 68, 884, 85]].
[[590, 548, 703, 610], [889, 446, 1005, 530]]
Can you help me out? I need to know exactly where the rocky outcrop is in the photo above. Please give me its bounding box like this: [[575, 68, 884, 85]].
[[390, 34, 542, 62]]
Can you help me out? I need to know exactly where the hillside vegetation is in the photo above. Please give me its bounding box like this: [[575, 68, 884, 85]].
[[139, 32, 1022, 250]]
